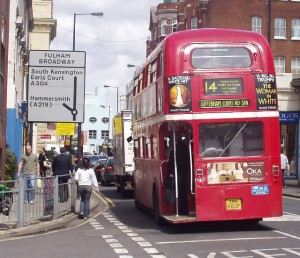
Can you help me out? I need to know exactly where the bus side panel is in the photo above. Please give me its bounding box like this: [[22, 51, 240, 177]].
[[134, 159, 162, 210], [195, 185, 279, 221]]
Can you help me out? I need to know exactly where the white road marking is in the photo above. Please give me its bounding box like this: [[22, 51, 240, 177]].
[[144, 247, 160, 254], [132, 237, 145, 242], [137, 241, 152, 247], [264, 212, 300, 221], [122, 229, 133, 233], [273, 230, 300, 240], [114, 248, 129, 254], [110, 243, 123, 248], [187, 255, 200, 258], [102, 211, 167, 257], [156, 236, 286, 245], [106, 238, 119, 243], [127, 232, 139, 237]]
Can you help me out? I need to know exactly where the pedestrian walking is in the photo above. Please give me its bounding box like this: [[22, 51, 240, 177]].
[[280, 151, 289, 188], [38, 148, 48, 177], [52, 147, 73, 203], [75, 157, 99, 220], [17, 145, 40, 204]]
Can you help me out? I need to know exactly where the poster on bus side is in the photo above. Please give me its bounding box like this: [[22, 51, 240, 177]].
[[168, 76, 192, 112], [255, 74, 277, 110], [207, 161, 265, 184]]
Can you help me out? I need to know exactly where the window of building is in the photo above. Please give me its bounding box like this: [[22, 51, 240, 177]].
[[291, 57, 300, 74], [274, 18, 286, 39], [172, 18, 177, 33], [89, 117, 97, 123], [292, 19, 300, 40], [191, 16, 198, 30], [161, 19, 168, 36], [274, 56, 286, 73], [101, 130, 108, 140], [252, 16, 262, 34], [89, 130, 97, 139]]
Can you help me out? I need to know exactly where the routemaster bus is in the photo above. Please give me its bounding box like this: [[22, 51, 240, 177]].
[[131, 28, 282, 225]]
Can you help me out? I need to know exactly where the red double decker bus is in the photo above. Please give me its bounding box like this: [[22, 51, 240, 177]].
[[132, 28, 282, 225]]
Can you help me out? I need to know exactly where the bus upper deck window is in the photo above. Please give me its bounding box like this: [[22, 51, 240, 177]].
[[192, 47, 252, 69]]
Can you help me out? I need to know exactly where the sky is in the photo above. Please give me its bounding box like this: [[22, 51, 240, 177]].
[[51, 0, 162, 113]]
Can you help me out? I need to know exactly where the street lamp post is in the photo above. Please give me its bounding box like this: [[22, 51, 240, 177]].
[[73, 11, 103, 166], [104, 85, 119, 114], [127, 64, 138, 68]]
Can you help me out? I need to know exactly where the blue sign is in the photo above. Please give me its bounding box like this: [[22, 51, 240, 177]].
[[252, 185, 270, 195], [280, 112, 300, 123]]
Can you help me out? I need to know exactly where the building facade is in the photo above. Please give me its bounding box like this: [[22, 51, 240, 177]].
[[0, 0, 10, 179], [6, 0, 56, 174], [5, 0, 33, 179]]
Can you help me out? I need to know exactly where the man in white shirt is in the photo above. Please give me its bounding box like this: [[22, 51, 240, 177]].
[[280, 152, 289, 188]]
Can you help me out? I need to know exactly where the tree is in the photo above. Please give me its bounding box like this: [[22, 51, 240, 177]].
[[5, 149, 18, 181]]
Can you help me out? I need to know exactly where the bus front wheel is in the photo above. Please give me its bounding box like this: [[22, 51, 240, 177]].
[[153, 189, 164, 226]]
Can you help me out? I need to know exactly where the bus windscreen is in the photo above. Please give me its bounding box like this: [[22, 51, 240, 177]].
[[200, 122, 263, 157], [192, 47, 252, 69]]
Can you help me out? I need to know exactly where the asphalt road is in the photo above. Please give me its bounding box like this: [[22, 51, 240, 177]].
[[0, 184, 300, 258]]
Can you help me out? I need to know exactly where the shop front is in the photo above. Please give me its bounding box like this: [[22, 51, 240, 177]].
[[280, 111, 299, 182]]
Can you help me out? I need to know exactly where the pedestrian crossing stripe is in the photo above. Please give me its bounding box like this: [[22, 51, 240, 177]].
[[264, 212, 300, 221]]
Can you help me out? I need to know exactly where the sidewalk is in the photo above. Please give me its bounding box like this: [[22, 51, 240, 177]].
[[0, 193, 104, 239], [0, 186, 299, 239], [282, 184, 300, 198]]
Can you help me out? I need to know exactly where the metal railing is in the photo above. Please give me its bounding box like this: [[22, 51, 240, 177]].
[[0, 174, 77, 229]]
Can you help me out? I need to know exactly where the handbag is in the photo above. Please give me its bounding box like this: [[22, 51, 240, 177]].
[[36, 178, 42, 188], [43, 160, 51, 168]]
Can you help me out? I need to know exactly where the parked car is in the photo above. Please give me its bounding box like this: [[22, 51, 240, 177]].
[[82, 155, 106, 168], [100, 157, 115, 186], [94, 157, 108, 182]]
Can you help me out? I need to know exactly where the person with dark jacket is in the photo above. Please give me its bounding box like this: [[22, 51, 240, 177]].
[[38, 148, 48, 177], [52, 147, 73, 203]]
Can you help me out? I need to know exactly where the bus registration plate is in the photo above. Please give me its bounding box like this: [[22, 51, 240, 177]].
[[226, 198, 242, 210]]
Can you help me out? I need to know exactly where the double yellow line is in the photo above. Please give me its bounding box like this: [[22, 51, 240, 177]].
[[93, 190, 115, 208]]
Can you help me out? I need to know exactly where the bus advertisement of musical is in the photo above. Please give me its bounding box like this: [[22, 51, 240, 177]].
[[168, 76, 192, 112], [207, 161, 265, 184], [255, 74, 277, 110]]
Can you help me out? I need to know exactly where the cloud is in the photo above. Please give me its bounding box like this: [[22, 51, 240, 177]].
[[51, 0, 161, 105]]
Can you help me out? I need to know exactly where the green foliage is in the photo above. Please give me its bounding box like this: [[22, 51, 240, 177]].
[[5, 149, 18, 181]]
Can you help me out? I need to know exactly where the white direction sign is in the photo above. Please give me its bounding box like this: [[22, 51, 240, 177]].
[[28, 50, 86, 122]]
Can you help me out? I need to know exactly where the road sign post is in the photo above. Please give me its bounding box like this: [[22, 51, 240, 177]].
[[28, 50, 86, 123]]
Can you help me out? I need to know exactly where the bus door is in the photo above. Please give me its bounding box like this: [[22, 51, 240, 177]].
[[161, 121, 195, 217]]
